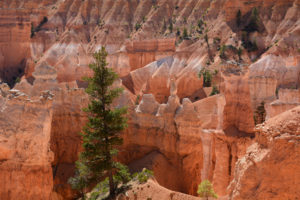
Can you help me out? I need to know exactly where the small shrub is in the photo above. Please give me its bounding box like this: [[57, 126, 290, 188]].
[[142, 16, 147, 23], [199, 69, 212, 87], [210, 85, 219, 96], [97, 19, 105, 28], [168, 21, 173, 33], [135, 23, 142, 31], [275, 87, 279, 98], [15, 77, 21, 84], [183, 28, 188, 40], [198, 19, 204, 29], [204, 34, 209, 46], [197, 180, 218, 199], [133, 168, 154, 184], [237, 47, 243, 61], [213, 37, 221, 44], [176, 28, 181, 36], [135, 95, 140, 105], [152, 4, 159, 10], [219, 44, 227, 59], [213, 69, 219, 75]]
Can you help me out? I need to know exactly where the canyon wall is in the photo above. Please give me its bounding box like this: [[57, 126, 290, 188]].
[[0, 0, 299, 199]]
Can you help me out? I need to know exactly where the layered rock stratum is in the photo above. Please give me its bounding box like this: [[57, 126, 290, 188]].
[[0, 0, 299, 199]]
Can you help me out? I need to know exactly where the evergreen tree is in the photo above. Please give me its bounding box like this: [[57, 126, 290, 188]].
[[197, 180, 218, 200], [199, 68, 212, 87], [183, 27, 189, 40], [236, 9, 242, 27], [69, 47, 127, 198], [237, 47, 243, 62], [245, 7, 260, 32], [168, 20, 173, 33]]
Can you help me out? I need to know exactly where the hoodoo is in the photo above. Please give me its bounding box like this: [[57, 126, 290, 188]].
[[0, 0, 299, 199]]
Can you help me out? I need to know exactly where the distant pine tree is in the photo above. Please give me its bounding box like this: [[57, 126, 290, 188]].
[[68, 47, 127, 198], [236, 9, 242, 27]]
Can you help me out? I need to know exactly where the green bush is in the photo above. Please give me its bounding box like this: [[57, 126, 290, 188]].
[[15, 77, 21, 84], [210, 85, 219, 96], [199, 69, 212, 87], [197, 180, 218, 199], [219, 44, 227, 59], [135, 23, 142, 31], [183, 28, 188, 40], [135, 95, 140, 105], [133, 168, 154, 184]]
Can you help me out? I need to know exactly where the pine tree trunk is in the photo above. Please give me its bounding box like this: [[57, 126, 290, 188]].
[[107, 147, 115, 197], [108, 170, 115, 197], [108, 169, 115, 197], [105, 141, 114, 196]]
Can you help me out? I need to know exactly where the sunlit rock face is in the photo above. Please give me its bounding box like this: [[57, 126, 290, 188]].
[[229, 106, 300, 200], [0, 0, 300, 199], [0, 88, 54, 200]]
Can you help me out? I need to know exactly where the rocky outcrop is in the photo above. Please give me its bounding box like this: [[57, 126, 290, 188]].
[[266, 88, 300, 119], [121, 82, 253, 197], [125, 39, 176, 71], [117, 179, 200, 200], [222, 73, 255, 133], [0, 88, 54, 200], [0, 60, 90, 199], [229, 106, 300, 200], [249, 55, 300, 109]]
